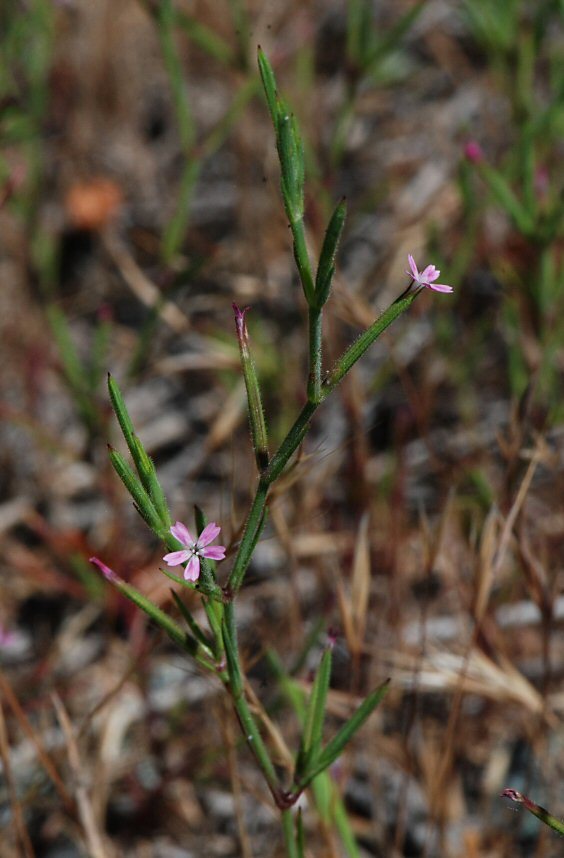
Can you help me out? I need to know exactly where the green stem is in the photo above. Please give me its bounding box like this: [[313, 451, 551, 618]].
[[202, 597, 225, 664], [281, 809, 300, 858], [307, 307, 323, 403], [266, 400, 318, 484], [222, 603, 281, 800], [226, 478, 269, 593], [227, 287, 420, 593]]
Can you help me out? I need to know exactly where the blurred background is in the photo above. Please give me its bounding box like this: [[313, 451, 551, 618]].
[[1, 0, 563, 855]]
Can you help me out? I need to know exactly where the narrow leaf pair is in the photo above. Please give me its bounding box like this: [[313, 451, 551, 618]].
[[293, 640, 390, 793], [107, 373, 171, 535]]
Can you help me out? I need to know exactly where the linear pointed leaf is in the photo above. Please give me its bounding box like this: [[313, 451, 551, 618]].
[[257, 47, 279, 127], [108, 447, 165, 535], [94, 563, 191, 651], [315, 198, 347, 307], [131, 435, 171, 527], [170, 589, 214, 654], [295, 645, 332, 779], [108, 374, 137, 457]]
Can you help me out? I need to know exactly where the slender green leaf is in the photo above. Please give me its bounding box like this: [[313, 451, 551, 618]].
[[315, 198, 347, 307], [132, 435, 171, 527], [295, 645, 332, 778], [170, 590, 218, 671], [257, 47, 279, 127], [278, 109, 304, 221], [170, 589, 214, 654], [108, 446, 165, 535], [96, 565, 191, 651], [233, 305, 269, 471], [323, 291, 418, 393], [108, 374, 137, 458]]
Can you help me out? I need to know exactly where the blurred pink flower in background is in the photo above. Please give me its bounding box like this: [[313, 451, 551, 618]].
[[0, 624, 16, 646], [463, 140, 484, 164]]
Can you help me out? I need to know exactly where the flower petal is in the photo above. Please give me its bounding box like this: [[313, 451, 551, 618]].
[[184, 555, 200, 582], [163, 549, 191, 567], [202, 545, 226, 561], [421, 265, 440, 283], [428, 283, 453, 293], [170, 521, 194, 547], [407, 254, 418, 280], [197, 522, 221, 547]]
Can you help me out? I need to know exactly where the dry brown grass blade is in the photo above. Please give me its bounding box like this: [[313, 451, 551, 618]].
[[474, 505, 501, 623], [336, 514, 371, 661], [205, 378, 247, 453], [103, 232, 190, 334], [493, 448, 540, 576], [0, 701, 35, 858], [350, 512, 371, 654], [0, 670, 73, 812], [388, 648, 548, 715], [336, 576, 355, 657], [51, 693, 111, 858]]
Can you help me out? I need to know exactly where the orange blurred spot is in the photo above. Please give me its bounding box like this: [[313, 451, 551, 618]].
[[64, 177, 123, 231]]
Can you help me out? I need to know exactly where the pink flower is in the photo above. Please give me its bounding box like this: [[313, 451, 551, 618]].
[[463, 140, 484, 164], [406, 255, 453, 293], [163, 521, 226, 582]]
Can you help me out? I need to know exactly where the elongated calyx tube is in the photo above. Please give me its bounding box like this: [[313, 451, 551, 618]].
[[233, 304, 269, 471]]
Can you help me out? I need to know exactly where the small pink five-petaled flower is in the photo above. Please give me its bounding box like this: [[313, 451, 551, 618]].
[[163, 521, 226, 582], [406, 254, 453, 293]]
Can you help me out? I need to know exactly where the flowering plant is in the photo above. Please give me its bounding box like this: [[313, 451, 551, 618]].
[[91, 49, 453, 857]]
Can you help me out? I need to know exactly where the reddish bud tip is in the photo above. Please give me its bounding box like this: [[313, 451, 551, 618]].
[[89, 556, 121, 584], [232, 303, 251, 338], [501, 788, 523, 802]]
